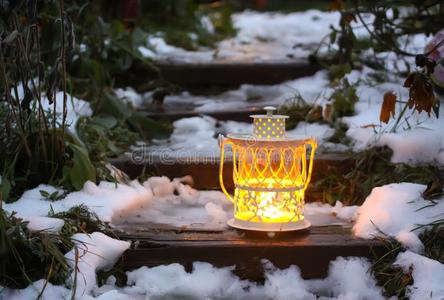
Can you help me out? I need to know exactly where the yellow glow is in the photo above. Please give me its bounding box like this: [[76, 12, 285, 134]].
[[219, 120, 317, 226], [233, 177, 305, 223]]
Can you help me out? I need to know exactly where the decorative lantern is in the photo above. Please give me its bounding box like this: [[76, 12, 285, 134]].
[[219, 106, 317, 231]]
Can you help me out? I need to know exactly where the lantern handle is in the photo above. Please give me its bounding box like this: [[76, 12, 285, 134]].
[[304, 138, 317, 191], [218, 134, 234, 203]]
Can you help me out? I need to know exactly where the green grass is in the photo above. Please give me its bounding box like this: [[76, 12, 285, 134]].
[[371, 222, 444, 298], [0, 210, 71, 288], [313, 146, 442, 206]]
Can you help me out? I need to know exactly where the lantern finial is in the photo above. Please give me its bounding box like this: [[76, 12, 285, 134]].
[[264, 106, 277, 116]]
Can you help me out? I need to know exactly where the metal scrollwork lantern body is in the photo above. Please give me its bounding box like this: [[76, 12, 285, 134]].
[[219, 106, 317, 231]]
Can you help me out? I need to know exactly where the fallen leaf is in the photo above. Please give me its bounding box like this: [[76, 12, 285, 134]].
[[422, 178, 443, 200], [323, 104, 334, 123], [404, 72, 436, 115], [379, 91, 396, 123], [329, 0, 345, 11], [360, 124, 379, 129], [340, 12, 356, 26]]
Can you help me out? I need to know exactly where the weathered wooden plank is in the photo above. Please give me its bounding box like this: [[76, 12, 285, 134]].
[[156, 60, 321, 86], [115, 225, 383, 280]]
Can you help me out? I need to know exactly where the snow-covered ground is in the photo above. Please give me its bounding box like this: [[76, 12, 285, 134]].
[[126, 31, 444, 167], [2, 176, 354, 233], [3, 256, 385, 300], [2, 176, 444, 299], [4, 8, 444, 300], [116, 69, 330, 111], [344, 65, 444, 166], [138, 10, 341, 64]]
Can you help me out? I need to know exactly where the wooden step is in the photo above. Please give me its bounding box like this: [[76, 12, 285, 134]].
[[111, 153, 354, 202], [114, 223, 384, 280], [157, 60, 320, 87]]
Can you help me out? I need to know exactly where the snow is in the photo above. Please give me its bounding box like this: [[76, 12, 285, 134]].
[[12, 84, 92, 135], [133, 9, 443, 168], [2, 177, 231, 230], [3, 181, 152, 223], [3, 173, 357, 232], [3, 256, 383, 299], [3, 174, 442, 299], [123, 263, 256, 299], [144, 31, 443, 167], [394, 251, 444, 300], [307, 257, 384, 300], [0, 280, 71, 300], [0, 173, 376, 300], [353, 182, 444, 251], [65, 232, 130, 297], [89, 256, 383, 300], [27, 216, 65, 233], [141, 10, 341, 63], [44, 92, 93, 134], [346, 112, 444, 165], [156, 70, 330, 113], [343, 68, 444, 166], [306, 201, 358, 223], [341, 34, 444, 166], [115, 87, 144, 108], [4, 9, 444, 299], [136, 114, 334, 161], [1, 232, 129, 300]]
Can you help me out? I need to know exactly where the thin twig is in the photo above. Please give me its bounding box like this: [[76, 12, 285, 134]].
[[70, 246, 79, 300], [59, 0, 68, 139]]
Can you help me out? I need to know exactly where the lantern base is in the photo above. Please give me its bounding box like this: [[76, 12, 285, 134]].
[[227, 218, 311, 232]]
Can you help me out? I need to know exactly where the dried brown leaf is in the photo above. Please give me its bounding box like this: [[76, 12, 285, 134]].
[[360, 124, 379, 129], [422, 178, 443, 200], [323, 104, 334, 123], [329, 0, 345, 11], [340, 12, 356, 26], [406, 72, 436, 116], [379, 91, 396, 123], [403, 73, 415, 88]]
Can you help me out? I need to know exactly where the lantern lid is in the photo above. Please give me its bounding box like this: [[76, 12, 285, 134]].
[[221, 106, 317, 146], [249, 106, 289, 120], [249, 106, 289, 139]]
